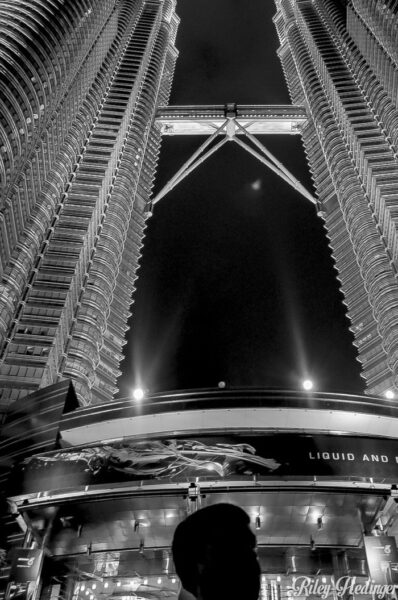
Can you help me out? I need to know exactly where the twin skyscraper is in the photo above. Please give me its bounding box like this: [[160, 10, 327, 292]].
[[1, 0, 398, 407]]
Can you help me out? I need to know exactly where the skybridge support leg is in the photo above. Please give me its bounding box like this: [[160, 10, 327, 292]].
[[151, 121, 228, 206], [235, 121, 317, 205], [233, 136, 317, 205]]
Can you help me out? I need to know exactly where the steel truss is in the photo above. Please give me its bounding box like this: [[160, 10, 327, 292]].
[[152, 103, 318, 209]]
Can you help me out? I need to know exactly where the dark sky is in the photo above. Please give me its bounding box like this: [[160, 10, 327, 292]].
[[117, 0, 363, 398]]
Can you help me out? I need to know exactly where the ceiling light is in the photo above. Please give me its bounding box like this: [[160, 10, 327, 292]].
[[141, 519, 150, 527], [116, 581, 121, 587], [92, 584, 96, 590], [171, 578, 176, 584], [302, 379, 314, 391], [157, 578, 162, 585], [104, 583, 108, 589], [385, 389, 395, 400], [143, 579, 148, 586]]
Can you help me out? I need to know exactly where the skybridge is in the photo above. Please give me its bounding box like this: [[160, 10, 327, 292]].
[[155, 103, 307, 135], [152, 103, 317, 207]]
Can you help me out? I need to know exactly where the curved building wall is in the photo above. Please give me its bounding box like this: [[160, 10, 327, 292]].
[[4, 388, 398, 568], [0, 0, 118, 254], [0, 0, 179, 406], [274, 0, 398, 396], [347, 0, 398, 112]]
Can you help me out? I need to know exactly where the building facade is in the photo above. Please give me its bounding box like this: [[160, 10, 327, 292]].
[[3, 386, 398, 600], [0, 0, 179, 409], [274, 0, 398, 396]]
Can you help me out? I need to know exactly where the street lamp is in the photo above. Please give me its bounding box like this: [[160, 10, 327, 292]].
[[302, 379, 314, 391], [132, 387, 145, 401]]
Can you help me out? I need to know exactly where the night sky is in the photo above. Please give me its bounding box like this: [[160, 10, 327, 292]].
[[117, 0, 363, 398]]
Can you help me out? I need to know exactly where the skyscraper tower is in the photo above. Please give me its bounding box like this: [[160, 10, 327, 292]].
[[0, 0, 179, 408], [274, 0, 398, 396]]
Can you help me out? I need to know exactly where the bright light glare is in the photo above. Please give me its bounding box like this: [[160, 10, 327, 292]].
[[157, 578, 162, 585], [132, 387, 144, 401], [385, 389, 395, 400], [104, 583, 108, 589], [302, 379, 314, 391]]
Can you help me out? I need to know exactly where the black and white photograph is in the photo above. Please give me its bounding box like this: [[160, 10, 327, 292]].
[[1, 2, 398, 600]]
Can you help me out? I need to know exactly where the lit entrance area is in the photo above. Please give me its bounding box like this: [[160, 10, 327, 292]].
[[23, 490, 392, 600], [4, 386, 398, 600]]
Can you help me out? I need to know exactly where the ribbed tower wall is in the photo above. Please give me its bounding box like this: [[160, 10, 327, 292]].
[[0, 0, 179, 406], [274, 0, 398, 395]]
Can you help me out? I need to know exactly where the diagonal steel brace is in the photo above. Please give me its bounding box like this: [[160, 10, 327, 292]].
[[233, 136, 317, 205], [234, 120, 317, 204], [152, 121, 228, 206], [151, 115, 317, 208]]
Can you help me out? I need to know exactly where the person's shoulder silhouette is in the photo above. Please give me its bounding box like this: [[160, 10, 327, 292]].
[[172, 503, 261, 600]]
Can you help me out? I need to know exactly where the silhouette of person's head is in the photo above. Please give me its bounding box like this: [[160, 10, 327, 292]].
[[172, 503, 261, 600]]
